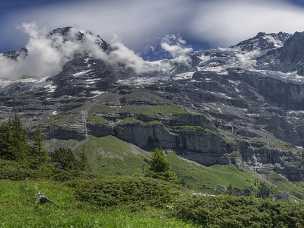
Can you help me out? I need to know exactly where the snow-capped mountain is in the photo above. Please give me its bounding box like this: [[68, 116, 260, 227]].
[[0, 27, 304, 182]]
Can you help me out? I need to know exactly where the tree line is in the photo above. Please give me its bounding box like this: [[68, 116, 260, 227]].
[[0, 115, 84, 172]]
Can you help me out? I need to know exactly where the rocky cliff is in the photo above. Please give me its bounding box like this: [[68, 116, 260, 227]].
[[0, 27, 304, 182]]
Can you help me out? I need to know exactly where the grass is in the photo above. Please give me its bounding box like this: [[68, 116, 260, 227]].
[[88, 114, 107, 125], [0, 180, 196, 228], [167, 152, 256, 192], [74, 136, 149, 175], [1, 179, 302, 228], [48, 136, 304, 199], [87, 104, 188, 117], [118, 118, 162, 126], [265, 171, 304, 200], [73, 136, 258, 193], [172, 125, 217, 135], [118, 117, 142, 125], [123, 105, 188, 116]]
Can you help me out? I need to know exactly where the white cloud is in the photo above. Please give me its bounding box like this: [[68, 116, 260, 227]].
[[0, 23, 67, 80], [160, 40, 193, 66], [190, 0, 304, 46], [5, 0, 192, 50], [0, 23, 172, 80], [1, 0, 304, 80], [4, 0, 304, 49]]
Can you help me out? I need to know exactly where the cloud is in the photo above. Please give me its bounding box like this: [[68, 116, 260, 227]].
[[106, 42, 165, 74], [160, 38, 193, 66], [0, 23, 67, 80], [1, 0, 304, 76], [5, 0, 192, 50], [190, 0, 304, 46], [0, 23, 172, 80], [3, 0, 304, 50]]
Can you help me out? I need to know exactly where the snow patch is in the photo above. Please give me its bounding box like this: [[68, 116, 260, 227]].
[[44, 83, 57, 93], [73, 70, 92, 77], [174, 72, 194, 80]]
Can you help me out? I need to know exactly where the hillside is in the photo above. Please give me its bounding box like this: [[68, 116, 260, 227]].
[[0, 28, 304, 184], [1, 26, 304, 227]]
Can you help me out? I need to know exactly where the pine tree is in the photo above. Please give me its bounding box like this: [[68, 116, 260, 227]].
[[11, 114, 30, 161], [149, 148, 170, 173], [0, 115, 30, 161], [256, 182, 273, 199], [0, 122, 13, 160], [30, 127, 49, 168], [78, 150, 88, 171], [51, 147, 78, 170], [147, 149, 177, 182]]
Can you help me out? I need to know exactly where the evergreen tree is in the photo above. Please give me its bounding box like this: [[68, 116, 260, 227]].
[[30, 127, 49, 168], [227, 184, 234, 195], [149, 148, 170, 173], [0, 115, 30, 161], [78, 150, 88, 171], [51, 147, 79, 170], [0, 122, 13, 160], [146, 149, 177, 182], [256, 182, 273, 199]]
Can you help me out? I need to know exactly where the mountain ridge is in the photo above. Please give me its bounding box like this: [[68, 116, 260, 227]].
[[0, 27, 304, 186]]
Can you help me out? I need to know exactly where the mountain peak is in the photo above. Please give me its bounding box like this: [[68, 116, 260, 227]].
[[234, 32, 291, 52], [48, 26, 109, 50], [48, 26, 74, 37]]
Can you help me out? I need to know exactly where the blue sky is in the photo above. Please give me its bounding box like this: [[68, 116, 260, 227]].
[[1, 0, 304, 52]]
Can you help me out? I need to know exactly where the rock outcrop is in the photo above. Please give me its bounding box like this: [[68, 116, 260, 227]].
[[0, 28, 304, 182]]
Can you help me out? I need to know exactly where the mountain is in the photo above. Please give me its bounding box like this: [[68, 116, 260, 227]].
[[140, 34, 189, 60], [0, 27, 304, 192]]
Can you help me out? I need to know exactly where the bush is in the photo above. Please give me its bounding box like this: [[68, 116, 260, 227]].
[[74, 176, 180, 208], [51, 169, 96, 182], [0, 160, 32, 180], [173, 194, 304, 227], [146, 149, 177, 183], [51, 147, 80, 170], [149, 149, 170, 173], [51, 170, 75, 182], [256, 182, 273, 199], [0, 159, 59, 180]]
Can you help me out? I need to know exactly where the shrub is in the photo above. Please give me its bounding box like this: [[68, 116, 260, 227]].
[[51, 169, 95, 182], [74, 176, 179, 208], [173, 194, 304, 227], [51, 147, 79, 170], [51, 170, 75, 182], [256, 181, 273, 199], [149, 149, 169, 173], [146, 149, 177, 183], [0, 160, 32, 180]]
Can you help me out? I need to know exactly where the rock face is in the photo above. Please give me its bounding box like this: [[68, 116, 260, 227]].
[[115, 123, 177, 149], [1, 28, 304, 181], [234, 32, 291, 52], [114, 122, 231, 166], [258, 31, 304, 75], [238, 141, 304, 181]]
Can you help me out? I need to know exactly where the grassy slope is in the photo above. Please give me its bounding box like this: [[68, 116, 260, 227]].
[[75, 136, 148, 175], [265, 171, 304, 199], [0, 180, 195, 228], [167, 153, 256, 192], [73, 136, 304, 197], [74, 136, 257, 193]]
